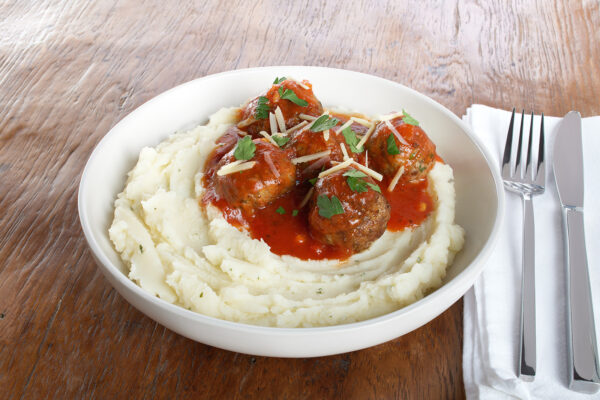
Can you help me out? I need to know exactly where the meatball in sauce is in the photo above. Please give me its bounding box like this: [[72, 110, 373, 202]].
[[202, 81, 438, 261]]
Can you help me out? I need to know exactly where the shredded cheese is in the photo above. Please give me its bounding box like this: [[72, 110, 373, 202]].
[[259, 130, 278, 147], [356, 124, 376, 149], [299, 187, 314, 208], [323, 129, 330, 141], [286, 120, 308, 134], [379, 112, 404, 121], [237, 117, 255, 128], [217, 161, 257, 176], [269, 112, 278, 135], [350, 116, 373, 127], [340, 142, 349, 160], [299, 113, 317, 121], [388, 166, 405, 191], [264, 152, 280, 178], [351, 160, 383, 181], [336, 119, 354, 133], [274, 106, 287, 133], [291, 150, 331, 165], [385, 120, 409, 146], [318, 158, 353, 178], [365, 150, 369, 168]]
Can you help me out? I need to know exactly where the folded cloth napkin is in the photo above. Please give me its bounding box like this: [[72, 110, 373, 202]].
[[462, 105, 600, 399]]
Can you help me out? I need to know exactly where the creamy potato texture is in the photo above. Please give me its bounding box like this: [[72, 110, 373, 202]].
[[109, 108, 465, 327]]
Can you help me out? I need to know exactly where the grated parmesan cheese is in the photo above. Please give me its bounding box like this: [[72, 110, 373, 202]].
[[217, 161, 257, 176], [269, 112, 278, 135], [237, 117, 256, 128], [350, 116, 373, 127], [340, 142, 349, 160], [351, 160, 383, 181], [291, 150, 331, 165], [318, 158, 353, 178], [274, 107, 287, 133], [259, 130, 278, 147], [356, 124, 376, 149], [299, 187, 314, 208], [323, 129, 330, 141], [388, 166, 405, 191], [286, 120, 308, 134], [299, 113, 317, 121]]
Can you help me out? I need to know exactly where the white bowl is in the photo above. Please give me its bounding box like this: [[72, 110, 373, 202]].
[[78, 66, 504, 357]]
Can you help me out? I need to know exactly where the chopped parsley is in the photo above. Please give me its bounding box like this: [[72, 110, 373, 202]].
[[139, 244, 144, 253], [402, 109, 419, 126], [341, 126, 364, 153], [273, 77, 287, 84], [310, 115, 340, 132], [386, 134, 400, 155], [234, 136, 256, 160], [317, 194, 344, 219], [292, 209, 299, 216], [308, 177, 318, 186], [278, 87, 308, 106], [316, 288, 323, 295], [276, 206, 286, 215], [254, 96, 270, 120], [343, 169, 381, 193], [272, 134, 290, 147]]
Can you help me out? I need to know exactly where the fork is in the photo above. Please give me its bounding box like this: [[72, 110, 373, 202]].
[[501, 109, 545, 380]]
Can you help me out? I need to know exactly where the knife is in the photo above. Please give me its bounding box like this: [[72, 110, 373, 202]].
[[553, 111, 600, 393]]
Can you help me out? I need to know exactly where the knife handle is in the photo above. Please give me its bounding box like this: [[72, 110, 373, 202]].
[[563, 207, 600, 393]]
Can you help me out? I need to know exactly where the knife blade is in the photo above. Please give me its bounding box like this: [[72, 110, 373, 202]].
[[553, 111, 600, 393]]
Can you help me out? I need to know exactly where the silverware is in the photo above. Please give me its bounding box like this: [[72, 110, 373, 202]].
[[553, 111, 600, 393], [501, 109, 545, 380]]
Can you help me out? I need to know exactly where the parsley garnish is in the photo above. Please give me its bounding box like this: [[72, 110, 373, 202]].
[[278, 87, 308, 106], [234, 136, 256, 160], [317, 195, 344, 219], [272, 134, 290, 147], [310, 115, 340, 132], [292, 209, 299, 216], [139, 244, 144, 253], [255, 96, 270, 120], [341, 127, 364, 153], [276, 206, 286, 215], [273, 77, 287, 84], [402, 109, 419, 126], [386, 134, 400, 155], [308, 177, 318, 186], [343, 169, 381, 193]]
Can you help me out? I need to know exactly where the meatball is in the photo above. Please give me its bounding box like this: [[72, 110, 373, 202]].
[[308, 169, 390, 252], [214, 140, 296, 211], [365, 117, 436, 181], [238, 79, 323, 136]]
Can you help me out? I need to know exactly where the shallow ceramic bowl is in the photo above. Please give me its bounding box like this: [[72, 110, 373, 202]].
[[78, 66, 504, 357]]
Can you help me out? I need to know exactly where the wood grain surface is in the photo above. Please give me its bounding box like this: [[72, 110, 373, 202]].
[[1, 0, 598, 398]]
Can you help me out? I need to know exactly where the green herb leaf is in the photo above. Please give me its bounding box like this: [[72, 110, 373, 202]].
[[341, 127, 364, 153], [272, 134, 290, 147], [139, 244, 144, 253], [308, 177, 318, 186], [342, 169, 367, 178], [317, 195, 344, 219], [346, 176, 369, 192], [367, 182, 382, 193], [234, 136, 256, 160], [255, 96, 270, 120], [386, 134, 400, 155], [292, 209, 299, 216], [402, 109, 419, 126], [310, 115, 340, 132], [278, 87, 308, 106], [276, 206, 286, 215], [273, 77, 287, 84]]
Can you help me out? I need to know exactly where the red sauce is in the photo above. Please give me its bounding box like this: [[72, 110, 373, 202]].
[[201, 114, 435, 261]]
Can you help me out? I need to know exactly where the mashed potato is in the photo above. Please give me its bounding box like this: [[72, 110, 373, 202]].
[[109, 108, 465, 327]]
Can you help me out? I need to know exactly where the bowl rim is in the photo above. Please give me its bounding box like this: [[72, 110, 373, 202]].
[[78, 65, 505, 335]]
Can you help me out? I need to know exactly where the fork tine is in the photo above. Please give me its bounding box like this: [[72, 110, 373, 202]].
[[515, 109, 525, 179], [535, 113, 545, 187], [525, 112, 534, 180], [501, 108, 516, 178]]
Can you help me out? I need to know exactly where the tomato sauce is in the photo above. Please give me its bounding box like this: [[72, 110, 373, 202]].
[[201, 109, 435, 261]]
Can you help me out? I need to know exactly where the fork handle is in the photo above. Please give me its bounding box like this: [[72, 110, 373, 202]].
[[519, 194, 536, 380], [563, 207, 600, 393]]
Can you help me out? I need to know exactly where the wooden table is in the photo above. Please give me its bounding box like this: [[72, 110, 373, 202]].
[[1, 1, 598, 398]]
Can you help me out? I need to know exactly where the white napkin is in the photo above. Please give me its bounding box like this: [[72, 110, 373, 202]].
[[462, 105, 600, 399]]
